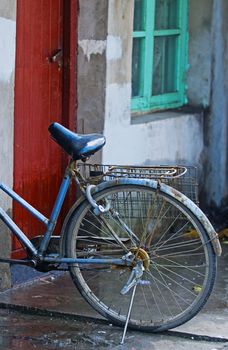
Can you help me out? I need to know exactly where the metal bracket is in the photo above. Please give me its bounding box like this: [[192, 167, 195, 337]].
[[120, 261, 144, 295], [120, 261, 145, 345], [86, 185, 110, 215], [47, 49, 63, 69]]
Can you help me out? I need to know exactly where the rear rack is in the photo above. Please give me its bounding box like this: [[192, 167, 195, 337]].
[[76, 163, 199, 204]]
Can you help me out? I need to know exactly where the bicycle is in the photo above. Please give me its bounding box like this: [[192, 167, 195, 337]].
[[0, 122, 222, 343]]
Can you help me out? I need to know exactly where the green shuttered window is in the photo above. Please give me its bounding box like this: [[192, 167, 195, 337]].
[[132, 0, 188, 112]]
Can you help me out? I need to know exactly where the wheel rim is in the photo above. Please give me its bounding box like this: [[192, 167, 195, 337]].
[[68, 185, 216, 330]]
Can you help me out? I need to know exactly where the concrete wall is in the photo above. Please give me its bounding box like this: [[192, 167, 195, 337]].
[[203, 0, 228, 219], [182, 0, 228, 219], [0, 0, 16, 289], [103, 1, 204, 170], [187, 0, 213, 107], [77, 0, 108, 163], [78, 0, 227, 219]]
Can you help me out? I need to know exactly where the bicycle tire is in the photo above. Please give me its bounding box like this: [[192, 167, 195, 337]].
[[66, 183, 216, 332]]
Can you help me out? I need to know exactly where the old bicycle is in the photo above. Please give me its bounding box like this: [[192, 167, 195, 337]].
[[0, 123, 222, 342]]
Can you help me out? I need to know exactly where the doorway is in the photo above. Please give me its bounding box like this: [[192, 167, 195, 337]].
[[13, 0, 77, 257]]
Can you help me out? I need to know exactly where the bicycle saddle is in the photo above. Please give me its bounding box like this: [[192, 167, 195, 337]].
[[48, 122, 106, 160]]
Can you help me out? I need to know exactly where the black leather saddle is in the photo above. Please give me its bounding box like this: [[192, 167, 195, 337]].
[[48, 123, 106, 160]]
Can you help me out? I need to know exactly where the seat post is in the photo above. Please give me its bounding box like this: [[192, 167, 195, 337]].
[[66, 159, 77, 177]]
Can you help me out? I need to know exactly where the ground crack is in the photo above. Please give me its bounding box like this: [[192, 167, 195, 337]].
[[163, 330, 228, 343]]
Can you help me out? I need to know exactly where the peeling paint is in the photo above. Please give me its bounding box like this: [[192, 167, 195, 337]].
[[103, 83, 204, 167], [0, 17, 16, 82], [78, 39, 106, 61], [106, 35, 122, 60], [0, 7, 16, 288], [205, 0, 228, 208], [0, 15, 15, 199]]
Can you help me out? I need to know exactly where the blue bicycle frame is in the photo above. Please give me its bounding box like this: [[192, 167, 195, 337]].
[[0, 164, 129, 268]]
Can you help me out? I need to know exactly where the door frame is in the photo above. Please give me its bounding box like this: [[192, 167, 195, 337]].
[[62, 0, 78, 132]]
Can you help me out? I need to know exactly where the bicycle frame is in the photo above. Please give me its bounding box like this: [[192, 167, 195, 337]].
[[0, 163, 130, 268], [0, 158, 221, 267]]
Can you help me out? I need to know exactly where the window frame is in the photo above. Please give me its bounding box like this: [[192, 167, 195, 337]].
[[131, 0, 188, 112]]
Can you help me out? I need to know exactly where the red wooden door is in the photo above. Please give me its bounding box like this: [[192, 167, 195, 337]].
[[13, 0, 76, 257]]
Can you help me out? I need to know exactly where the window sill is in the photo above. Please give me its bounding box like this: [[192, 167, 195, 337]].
[[131, 106, 204, 125]]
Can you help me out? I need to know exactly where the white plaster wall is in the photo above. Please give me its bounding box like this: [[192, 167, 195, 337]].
[[103, 84, 204, 166], [103, 2, 204, 168], [0, 4, 16, 288], [0, 16, 16, 207]]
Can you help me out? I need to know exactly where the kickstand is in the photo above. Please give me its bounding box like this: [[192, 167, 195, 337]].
[[120, 283, 137, 345]]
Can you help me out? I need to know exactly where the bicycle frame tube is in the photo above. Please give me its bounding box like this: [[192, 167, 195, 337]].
[[38, 173, 71, 254], [0, 206, 38, 256], [0, 171, 72, 257], [0, 183, 49, 225], [42, 256, 131, 266], [0, 174, 130, 267]]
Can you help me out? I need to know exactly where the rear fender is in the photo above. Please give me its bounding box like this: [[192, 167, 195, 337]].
[[159, 182, 222, 256], [59, 178, 221, 257]]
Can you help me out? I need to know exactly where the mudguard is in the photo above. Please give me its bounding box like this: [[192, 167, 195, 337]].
[[59, 178, 222, 257]]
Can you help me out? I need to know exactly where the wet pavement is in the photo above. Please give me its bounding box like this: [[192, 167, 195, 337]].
[[0, 241, 227, 349], [0, 307, 227, 350]]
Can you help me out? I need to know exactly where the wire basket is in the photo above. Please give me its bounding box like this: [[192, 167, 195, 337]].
[[76, 163, 199, 204]]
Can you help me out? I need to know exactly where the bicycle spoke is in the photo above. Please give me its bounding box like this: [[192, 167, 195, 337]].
[[151, 255, 207, 277], [146, 269, 192, 306], [68, 184, 216, 331], [151, 261, 204, 289]]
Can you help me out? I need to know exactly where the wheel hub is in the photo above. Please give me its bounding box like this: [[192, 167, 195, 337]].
[[130, 247, 150, 270]]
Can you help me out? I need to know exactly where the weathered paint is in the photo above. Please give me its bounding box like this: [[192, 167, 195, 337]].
[[103, 1, 204, 172], [132, 0, 188, 112], [59, 178, 221, 257], [0, 18, 16, 82], [204, 0, 228, 211], [0, 16, 16, 187], [103, 83, 204, 167], [13, 0, 65, 255], [13, 0, 78, 256], [62, 0, 78, 133], [0, 1, 16, 289], [99, 179, 221, 256], [159, 182, 222, 256], [78, 39, 106, 61], [0, 15, 16, 187], [106, 35, 122, 60], [77, 0, 108, 164], [187, 0, 213, 107], [77, 0, 227, 215]]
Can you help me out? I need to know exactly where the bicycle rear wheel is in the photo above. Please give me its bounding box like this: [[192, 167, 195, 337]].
[[66, 184, 216, 332]]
